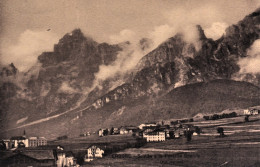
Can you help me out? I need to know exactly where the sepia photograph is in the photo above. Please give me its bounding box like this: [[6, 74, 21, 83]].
[[0, 0, 260, 166]]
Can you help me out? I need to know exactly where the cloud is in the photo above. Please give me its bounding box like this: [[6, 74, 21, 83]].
[[205, 22, 228, 40], [238, 40, 260, 74], [95, 41, 143, 81], [109, 29, 137, 44], [160, 5, 230, 49], [1, 30, 59, 72], [94, 29, 149, 82], [148, 24, 175, 48], [92, 5, 234, 90], [145, 6, 226, 52]]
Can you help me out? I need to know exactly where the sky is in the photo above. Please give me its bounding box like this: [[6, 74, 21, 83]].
[[0, 0, 259, 71]]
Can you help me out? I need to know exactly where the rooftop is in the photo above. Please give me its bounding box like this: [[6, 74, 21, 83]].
[[10, 136, 26, 140], [21, 150, 55, 160], [1, 150, 55, 160]]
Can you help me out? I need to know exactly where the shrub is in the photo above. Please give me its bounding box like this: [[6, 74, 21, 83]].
[[203, 116, 210, 120]]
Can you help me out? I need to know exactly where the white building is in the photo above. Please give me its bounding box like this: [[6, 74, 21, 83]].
[[28, 137, 47, 147], [244, 109, 259, 115], [56, 150, 66, 167], [65, 152, 76, 167], [143, 131, 166, 142], [57, 150, 76, 167], [98, 129, 104, 137], [85, 145, 105, 162], [119, 127, 128, 134]]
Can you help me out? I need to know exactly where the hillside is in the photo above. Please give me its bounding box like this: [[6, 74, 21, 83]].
[[99, 79, 260, 127], [1, 79, 259, 139]]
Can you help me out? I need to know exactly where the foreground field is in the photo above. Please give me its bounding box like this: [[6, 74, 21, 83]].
[[84, 118, 260, 167]]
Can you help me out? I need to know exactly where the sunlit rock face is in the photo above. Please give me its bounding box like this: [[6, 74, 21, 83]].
[[93, 9, 260, 109]]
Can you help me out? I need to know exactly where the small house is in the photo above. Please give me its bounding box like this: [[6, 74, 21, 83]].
[[139, 122, 157, 129], [98, 129, 104, 137], [250, 109, 259, 115], [119, 127, 128, 134], [119, 126, 137, 134], [113, 128, 120, 135], [65, 151, 76, 166], [125, 126, 138, 134], [84, 145, 105, 162], [56, 150, 76, 167], [98, 129, 110, 136]]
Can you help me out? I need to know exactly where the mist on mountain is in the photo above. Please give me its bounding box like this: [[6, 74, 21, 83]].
[[0, 7, 260, 139]]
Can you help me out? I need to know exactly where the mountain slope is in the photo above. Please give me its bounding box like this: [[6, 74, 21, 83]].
[[0, 29, 123, 129], [2, 79, 259, 139], [90, 8, 260, 111], [1, 8, 260, 139], [98, 79, 260, 128]]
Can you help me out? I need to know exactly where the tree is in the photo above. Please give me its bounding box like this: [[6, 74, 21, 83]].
[[203, 116, 210, 120], [245, 115, 249, 122], [186, 130, 193, 142], [217, 127, 225, 137], [103, 129, 109, 136], [212, 114, 219, 120], [110, 127, 114, 135], [75, 153, 85, 166], [194, 126, 201, 135], [169, 131, 174, 139]]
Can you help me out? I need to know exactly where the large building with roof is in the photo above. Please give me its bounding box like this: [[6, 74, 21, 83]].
[[0, 150, 56, 167], [143, 131, 166, 142], [28, 137, 47, 147]]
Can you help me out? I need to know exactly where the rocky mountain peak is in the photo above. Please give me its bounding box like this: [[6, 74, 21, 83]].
[[58, 28, 96, 45], [54, 28, 98, 53], [196, 25, 207, 40], [38, 28, 100, 67], [0, 63, 18, 77]]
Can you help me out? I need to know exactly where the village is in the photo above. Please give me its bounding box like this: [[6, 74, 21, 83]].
[[0, 107, 260, 167]]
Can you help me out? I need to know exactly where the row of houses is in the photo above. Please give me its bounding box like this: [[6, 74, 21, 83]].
[[98, 126, 139, 137], [97, 120, 197, 143], [202, 108, 260, 121], [0, 143, 107, 166], [0, 145, 78, 167], [244, 108, 260, 115], [2, 136, 47, 149], [140, 107, 260, 142]]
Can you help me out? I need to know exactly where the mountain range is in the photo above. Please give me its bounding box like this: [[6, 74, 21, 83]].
[[0, 8, 260, 139]]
